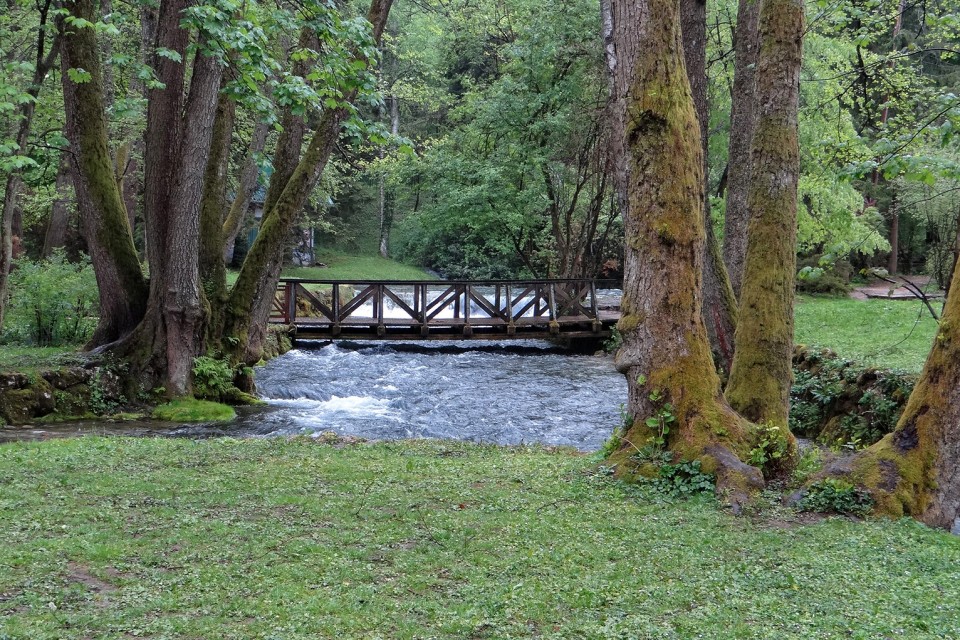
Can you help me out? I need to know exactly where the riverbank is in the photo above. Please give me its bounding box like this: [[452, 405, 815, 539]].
[[0, 437, 957, 638]]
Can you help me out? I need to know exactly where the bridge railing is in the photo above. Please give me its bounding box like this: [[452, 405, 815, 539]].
[[270, 279, 615, 337]]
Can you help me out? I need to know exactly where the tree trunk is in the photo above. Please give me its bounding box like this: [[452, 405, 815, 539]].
[[225, 0, 395, 364], [887, 207, 900, 274], [42, 154, 74, 257], [200, 90, 235, 343], [722, 0, 761, 298], [378, 95, 399, 259], [825, 255, 960, 529], [60, 0, 148, 346], [607, 0, 762, 498], [142, 0, 190, 303], [725, 0, 804, 433], [223, 121, 269, 264], [161, 51, 224, 396], [681, 0, 738, 373]]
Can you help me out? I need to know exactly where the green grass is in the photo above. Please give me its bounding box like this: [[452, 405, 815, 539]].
[[794, 295, 940, 372], [1, 437, 958, 639], [152, 399, 236, 423], [0, 345, 84, 373], [285, 251, 435, 280], [226, 252, 434, 286]]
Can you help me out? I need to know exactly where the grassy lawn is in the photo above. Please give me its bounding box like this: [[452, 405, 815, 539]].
[[1, 437, 958, 639], [0, 346, 85, 373], [284, 252, 435, 281], [225, 253, 434, 287], [794, 295, 940, 372]]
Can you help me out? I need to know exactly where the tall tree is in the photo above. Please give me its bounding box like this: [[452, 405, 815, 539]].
[[607, 0, 762, 498], [725, 0, 804, 432], [60, 0, 148, 346], [681, 0, 738, 372], [224, 0, 394, 364], [59, 0, 394, 395], [722, 0, 760, 298]]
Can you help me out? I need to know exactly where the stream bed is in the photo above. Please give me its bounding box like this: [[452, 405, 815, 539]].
[[0, 340, 626, 451]]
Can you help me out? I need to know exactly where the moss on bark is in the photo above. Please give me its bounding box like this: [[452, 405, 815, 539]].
[[820, 258, 960, 528], [725, 0, 804, 448], [608, 0, 763, 501]]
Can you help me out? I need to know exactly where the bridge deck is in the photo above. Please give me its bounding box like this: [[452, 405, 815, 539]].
[[269, 279, 620, 341]]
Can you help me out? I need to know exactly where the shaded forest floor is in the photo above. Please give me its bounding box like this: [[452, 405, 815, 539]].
[[1, 437, 957, 639]]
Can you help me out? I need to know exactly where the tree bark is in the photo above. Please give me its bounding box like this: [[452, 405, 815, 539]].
[[226, 0, 395, 364], [722, 0, 760, 298], [222, 120, 269, 264], [824, 254, 960, 529], [607, 0, 762, 498], [60, 0, 148, 346], [142, 0, 190, 298], [161, 51, 224, 395], [681, 0, 738, 373], [200, 89, 235, 343], [42, 154, 74, 257], [725, 0, 804, 433]]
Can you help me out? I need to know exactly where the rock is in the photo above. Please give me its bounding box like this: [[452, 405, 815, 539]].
[[952, 518, 960, 536], [0, 378, 57, 424], [42, 368, 91, 390]]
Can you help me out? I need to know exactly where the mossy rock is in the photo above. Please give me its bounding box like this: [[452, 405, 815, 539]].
[[42, 367, 91, 390], [0, 378, 56, 424], [153, 399, 237, 423], [262, 325, 295, 361]]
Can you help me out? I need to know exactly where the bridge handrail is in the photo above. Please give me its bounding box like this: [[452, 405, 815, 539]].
[[277, 277, 622, 287]]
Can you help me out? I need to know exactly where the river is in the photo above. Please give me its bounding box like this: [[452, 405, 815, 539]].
[[0, 340, 627, 451]]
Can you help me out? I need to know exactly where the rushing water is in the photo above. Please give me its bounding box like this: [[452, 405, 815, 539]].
[[0, 340, 627, 450]]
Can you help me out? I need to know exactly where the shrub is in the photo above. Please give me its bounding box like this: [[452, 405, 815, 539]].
[[650, 460, 715, 498], [192, 356, 234, 400], [796, 478, 874, 516], [4, 250, 98, 346]]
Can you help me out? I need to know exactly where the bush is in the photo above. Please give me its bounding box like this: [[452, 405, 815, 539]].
[[796, 256, 853, 296], [4, 250, 98, 346], [796, 478, 874, 516], [192, 356, 234, 400]]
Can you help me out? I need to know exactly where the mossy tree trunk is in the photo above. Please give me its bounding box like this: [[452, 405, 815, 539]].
[[200, 89, 235, 345], [722, 0, 761, 299], [827, 255, 960, 529], [63, 0, 225, 396], [60, 0, 149, 346], [724, 0, 804, 437], [225, 0, 394, 364], [681, 0, 738, 373], [608, 0, 763, 498]]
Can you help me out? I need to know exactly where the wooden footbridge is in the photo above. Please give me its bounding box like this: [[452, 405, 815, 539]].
[[270, 279, 620, 341]]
